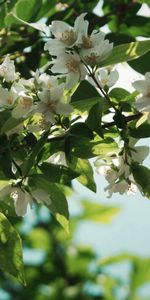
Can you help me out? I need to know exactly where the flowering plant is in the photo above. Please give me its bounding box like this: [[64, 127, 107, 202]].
[[0, 0, 150, 284]]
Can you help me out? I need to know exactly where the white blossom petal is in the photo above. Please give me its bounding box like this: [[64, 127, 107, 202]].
[[13, 188, 32, 217]]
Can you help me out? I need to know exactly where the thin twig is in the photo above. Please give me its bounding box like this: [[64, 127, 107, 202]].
[[102, 112, 142, 128]]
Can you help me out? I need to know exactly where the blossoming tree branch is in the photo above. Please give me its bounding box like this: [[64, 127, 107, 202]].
[[0, 8, 150, 283]]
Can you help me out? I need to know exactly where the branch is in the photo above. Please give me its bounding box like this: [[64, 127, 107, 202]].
[[102, 112, 142, 129]]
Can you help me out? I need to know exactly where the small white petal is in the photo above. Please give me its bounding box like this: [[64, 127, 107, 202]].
[[51, 21, 71, 39], [56, 101, 73, 115], [135, 96, 150, 111], [108, 70, 119, 87], [132, 80, 150, 94], [14, 189, 32, 217]]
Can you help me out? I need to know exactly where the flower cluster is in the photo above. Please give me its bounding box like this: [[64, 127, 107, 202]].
[[44, 13, 113, 89], [95, 139, 149, 197], [0, 56, 72, 128], [0, 12, 150, 218], [0, 56, 34, 118]]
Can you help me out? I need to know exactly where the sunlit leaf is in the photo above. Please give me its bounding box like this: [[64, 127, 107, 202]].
[[80, 200, 120, 223], [0, 213, 25, 284], [131, 163, 150, 199], [101, 40, 150, 67], [73, 158, 96, 192]]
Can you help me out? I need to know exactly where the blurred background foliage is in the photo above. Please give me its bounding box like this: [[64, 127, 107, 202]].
[[1, 198, 150, 300], [0, 0, 150, 299]]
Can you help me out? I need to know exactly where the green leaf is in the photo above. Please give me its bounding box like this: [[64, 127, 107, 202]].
[[71, 97, 103, 114], [73, 158, 96, 192], [5, 12, 47, 32], [0, 213, 25, 284], [99, 253, 137, 267], [15, 0, 42, 21], [125, 16, 150, 38], [71, 80, 100, 102], [39, 162, 79, 185], [21, 131, 49, 176], [131, 163, 150, 198], [5, 0, 44, 26], [0, 135, 15, 179], [113, 111, 126, 129], [129, 123, 150, 138], [0, 196, 18, 217], [86, 102, 103, 136], [29, 175, 69, 232], [0, 117, 23, 135], [129, 50, 150, 75], [70, 80, 104, 114], [33, 0, 57, 20], [72, 137, 118, 159], [109, 88, 138, 104], [80, 200, 120, 223], [69, 122, 93, 139], [101, 40, 150, 67]]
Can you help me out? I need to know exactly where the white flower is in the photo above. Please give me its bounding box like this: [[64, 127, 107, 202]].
[[95, 137, 148, 198], [10, 79, 34, 103], [44, 13, 88, 55], [76, 28, 105, 49], [105, 180, 137, 198], [11, 188, 33, 217], [51, 52, 86, 89], [133, 72, 150, 112], [46, 151, 67, 166], [0, 86, 15, 107], [0, 183, 50, 216], [12, 95, 33, 119], [36, 85, 72, 122], [80, 39, 113, 66], [0, 183, 32, 217], [96, 164, 118, 182], [97, 69, 119, 88], [35, 72, 58, 90], [18, 77, 34, 90], [0, 56, 19, 82], [88, 68, 119, 90]]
